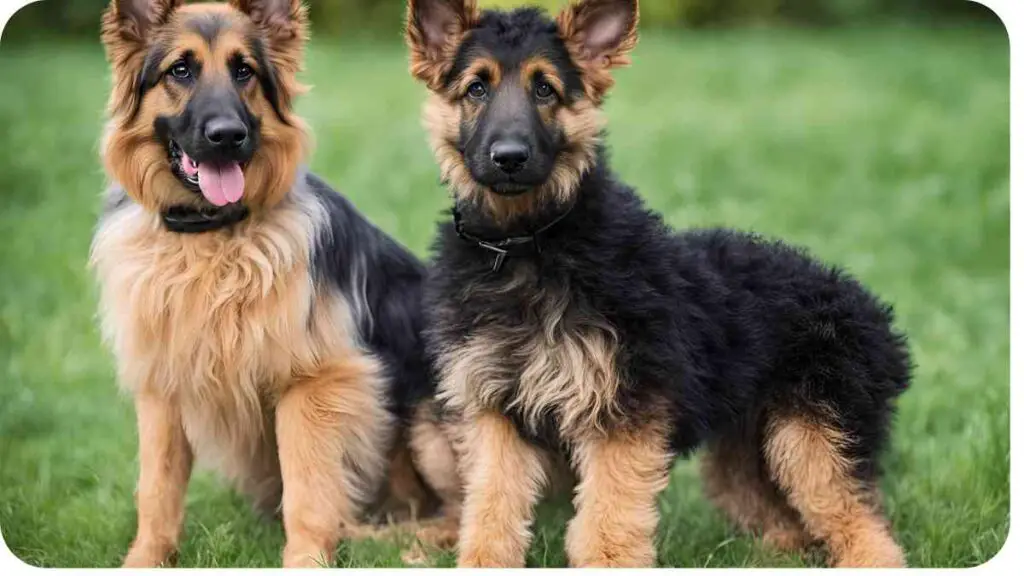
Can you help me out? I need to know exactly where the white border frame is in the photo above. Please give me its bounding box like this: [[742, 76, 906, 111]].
[[0, 0, 1015, 573]]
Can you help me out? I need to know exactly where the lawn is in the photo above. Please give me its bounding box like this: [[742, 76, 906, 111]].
[[0, 24, 1010, 568]]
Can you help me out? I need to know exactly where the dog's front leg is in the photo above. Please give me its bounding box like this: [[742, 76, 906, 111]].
[[565, 424, 672, 567], [276, 359, 389, 568], [123, 392, 193, 568], [456, 411, 548, 567]]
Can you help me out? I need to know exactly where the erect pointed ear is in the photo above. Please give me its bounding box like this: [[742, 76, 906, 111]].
[[556, 0, 638, 101], [100, 0, 182, 117], [230, 1, 309, 102], [405, 0, 479, 91], [101, 0, 180, 57], [231, 0, 308, 45], [230, 0, 309, 66]]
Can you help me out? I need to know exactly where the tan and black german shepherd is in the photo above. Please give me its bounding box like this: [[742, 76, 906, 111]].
[[406, 0, 909, 568], [91, 0, 457, 567]]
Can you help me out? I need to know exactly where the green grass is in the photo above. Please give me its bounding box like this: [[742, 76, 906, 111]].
[[0, 25, 1009, 568]]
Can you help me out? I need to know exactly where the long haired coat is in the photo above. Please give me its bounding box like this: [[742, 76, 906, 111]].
[[91, 0, 449, 567], [405, 0, 911, 568]]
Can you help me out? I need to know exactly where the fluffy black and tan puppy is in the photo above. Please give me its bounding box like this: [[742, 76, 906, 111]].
[[405, 0, 911, 568], [91, 0, 451, 567]]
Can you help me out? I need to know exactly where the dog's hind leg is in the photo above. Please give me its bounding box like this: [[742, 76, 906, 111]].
[[375, 441, 435, 525], [275, 356, 391, 568], [701, 432, 811, 553], [331, 405, 462, 566], [234, 424, 283, 520], [763, 413, 905, 567], [123, 392, 193, 568], [408, 403, 462, 550]]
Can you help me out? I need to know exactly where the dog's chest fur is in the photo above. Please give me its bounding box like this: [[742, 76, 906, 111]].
[[434, 265, 622, 444], [91, 193, 359, 472]]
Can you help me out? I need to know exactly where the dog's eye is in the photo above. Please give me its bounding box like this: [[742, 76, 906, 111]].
[[169, 61, 191, 81], [535, 81, 555, 100], [234, 64, 254, 83], [467, 81, 488, 100]]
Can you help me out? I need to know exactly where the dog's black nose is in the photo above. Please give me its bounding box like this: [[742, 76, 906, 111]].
[[490, 140, 529, 174], [204, 118, 248, 148]]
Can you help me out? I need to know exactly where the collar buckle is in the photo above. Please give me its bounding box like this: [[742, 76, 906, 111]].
[[475, 241, 509, 272], [451, 201, 574, 273]]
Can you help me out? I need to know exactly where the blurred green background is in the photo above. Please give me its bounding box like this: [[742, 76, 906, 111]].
[[0, 0, 1009, 569], [1, 0, 1001, 39]]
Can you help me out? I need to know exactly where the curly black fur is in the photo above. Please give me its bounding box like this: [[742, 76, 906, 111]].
[[423, 8, 911, 483]]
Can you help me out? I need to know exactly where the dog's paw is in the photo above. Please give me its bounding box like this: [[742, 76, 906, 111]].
[[456, 552, 505, 568], [282, 545, 332, 568], [122, 540, 176, 568], [414, 519, 459, 550], [457, 545, 526, 568], [565, 516, 656, 567], [761, 525, 813, 553], [831, 535, 906, 568]]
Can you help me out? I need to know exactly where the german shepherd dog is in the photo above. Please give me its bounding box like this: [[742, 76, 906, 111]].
[[406, 0, 911, 567], [91, 0, 452, 567]]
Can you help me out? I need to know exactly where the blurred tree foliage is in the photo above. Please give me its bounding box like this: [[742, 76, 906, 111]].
[[469, 1, 996, 27], [1, 0, 1000, 42]]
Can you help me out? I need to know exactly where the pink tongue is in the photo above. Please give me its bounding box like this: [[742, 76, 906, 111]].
[[197, 161, 245, 206], [180, 151, 199, 177]]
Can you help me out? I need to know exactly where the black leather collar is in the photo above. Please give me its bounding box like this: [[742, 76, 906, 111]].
[[451, 201, 575, 272], [161, 205, 250, 234]]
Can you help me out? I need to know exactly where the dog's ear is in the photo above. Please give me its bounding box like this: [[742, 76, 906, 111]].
[[231, 0, 308, 46], [230, 1, 309, 103], [102, 0, 180, 51], [230, 0, 309, 59], [556, 0, 638, 100], [406, 0, 479, 91], [101, 0, 181, 117]]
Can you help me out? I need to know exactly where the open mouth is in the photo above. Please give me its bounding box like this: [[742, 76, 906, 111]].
[[169, 140, 200, 190], [168, 140, 247, 207]]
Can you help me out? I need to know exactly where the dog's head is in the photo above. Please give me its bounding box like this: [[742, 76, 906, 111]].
[[405, 0, 637, 224], [101, 0, 308, 212]]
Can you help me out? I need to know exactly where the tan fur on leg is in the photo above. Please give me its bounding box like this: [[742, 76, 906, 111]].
[[456, 412, 547, 567], [565, 422, 672, 568], [701, 436, 810, 552], [123, 392, 193, 568], [764, 415, 905, 567], [276, 356, 391, 568], [232, 418, 283, 518], [408, 403, 462, 549], [373, 442, 434, 525]]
